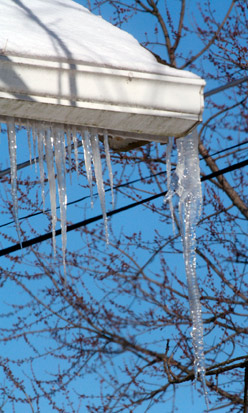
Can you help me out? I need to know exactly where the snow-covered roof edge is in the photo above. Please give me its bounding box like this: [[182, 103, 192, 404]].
[[0, 0, 201, 80]]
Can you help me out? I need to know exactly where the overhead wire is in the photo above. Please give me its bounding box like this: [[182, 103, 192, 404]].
[[204, 76, 248, 98], [0, 157, 247, 257], [0, 139, 247, 229]]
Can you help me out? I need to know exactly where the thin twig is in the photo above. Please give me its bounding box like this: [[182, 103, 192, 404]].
[[181, 0, 236, 69]]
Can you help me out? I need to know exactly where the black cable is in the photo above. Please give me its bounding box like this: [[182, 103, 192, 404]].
[[200, 140, 248, 161], [201, 159, 248, 181], [0, 191, 165, 257], [1, 140, 247, 229], [0, 158, 247, 257], [204, 76, 248, 98]]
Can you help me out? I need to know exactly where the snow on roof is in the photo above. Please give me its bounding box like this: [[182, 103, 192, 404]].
[[0, 0, 198, 79]]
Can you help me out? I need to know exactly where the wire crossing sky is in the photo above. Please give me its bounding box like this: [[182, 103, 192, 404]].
[[1, 157, 247, 257], [1, 139, 247, 229]]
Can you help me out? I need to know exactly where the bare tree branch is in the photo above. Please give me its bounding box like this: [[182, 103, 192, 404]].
[[198, 141, 248, 220], [180, 0, 236, 69]]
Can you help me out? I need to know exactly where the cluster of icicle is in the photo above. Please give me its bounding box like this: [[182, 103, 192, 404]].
[[6, 118, 208, 404], [165, 130, 208, 409], [6, 118, 114, 272]]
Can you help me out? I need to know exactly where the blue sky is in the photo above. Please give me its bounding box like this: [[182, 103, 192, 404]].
[[0, 1, 245, 412]]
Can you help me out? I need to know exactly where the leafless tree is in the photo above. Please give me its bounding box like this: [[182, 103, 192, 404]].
[[0, 0, 247, 412]]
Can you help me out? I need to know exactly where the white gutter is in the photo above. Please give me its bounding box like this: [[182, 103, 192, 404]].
[[0, 55, 205, 143]]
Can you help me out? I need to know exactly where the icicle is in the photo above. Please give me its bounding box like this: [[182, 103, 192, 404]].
[[165, 130, 208, 407], [7, 119, 22, 245], [26, 120, 32, 165], [54, 126, 67, 274], [4, 119, 114, 268], [44, 127, 57, 255], [164, 136, 175, 233], [37, 126, 46, 211], [66, 127, 72, 182], [61, 129, 67, 175], [82, 129, 94, 208], [175, 130, 208, 408], [91, 131, 109, 243], [72, 127, 79, 175], [104, 131, 114, 208], [32, 123, 38, 171]]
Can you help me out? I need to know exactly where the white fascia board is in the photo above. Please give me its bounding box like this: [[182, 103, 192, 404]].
[[0, 55, 205, 141]]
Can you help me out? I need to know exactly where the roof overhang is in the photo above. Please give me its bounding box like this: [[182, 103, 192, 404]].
[[0, 54, 205, 145]]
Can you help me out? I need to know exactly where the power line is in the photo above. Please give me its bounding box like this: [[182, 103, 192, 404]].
[[1, 140, 247, 229], [200, 140, 248, 160], [0, 191, 165, 257], [200, 159, 248, 181], [204, 76, 248, 98], [0, 158, 247, 257]]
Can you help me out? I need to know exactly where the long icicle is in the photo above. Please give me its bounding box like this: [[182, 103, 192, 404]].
[[7, 119, 22, 245], [91, 130, 109, 243], [66, 127, 72, 182], [82, 129, 94, 208], [72, 127, 79, 175], [176, 130, 208, 408], [54, 126, 67, 275], [26, 120, 32, 165], [44, 126, 57, 255], [37, 125, 46, 211], [104, 130, 114, 208], [32, 123, 37, 171], [164, 136, 175, 233]]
